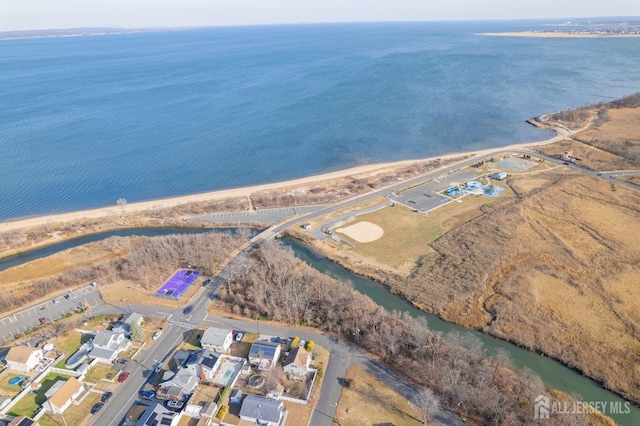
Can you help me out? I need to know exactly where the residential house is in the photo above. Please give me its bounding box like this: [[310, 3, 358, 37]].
[[8, 416, 39, 426], [248, 341, 281, 371], [90, 330, 131, 363], [112, 312, 144, 336], [200, 328, 233, 353], [282, 346, 310, 378], [4, 346, 43, 373], [135, 403, 180, 426], [239, 394, 286, 426], [159, 368, 198, 397], [42, 377, 85, 415], [184, 349, 220, 382]]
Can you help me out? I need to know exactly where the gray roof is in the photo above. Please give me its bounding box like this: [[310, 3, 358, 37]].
[[240, 394, 284, 423], [123, 312, 144, 325], [185, 349, 219, 370], [161, 368, 198, 392], [200, 328, 231, 347], [249, 341, 280, 360], [93, 330, 122, 348], [135, 403, 178, 426], [90, 347, 117, 361]]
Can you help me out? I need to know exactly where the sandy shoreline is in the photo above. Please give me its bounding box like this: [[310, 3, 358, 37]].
[[0, 130, 564, 233]]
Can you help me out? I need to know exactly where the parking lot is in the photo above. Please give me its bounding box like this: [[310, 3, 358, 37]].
[[388, 170, 477, 213], [0, 286, 102, 343]]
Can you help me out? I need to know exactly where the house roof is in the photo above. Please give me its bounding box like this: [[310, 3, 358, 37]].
[[135, 403, 178, 426], [48, 377, 83, 409], [283, 346, 309, 368], [90, 347, 117, 360], [200, 328, 231, 347], [162, 369, 198, 392], [93, 330, 120, 347], [6, 346, 40, 364], [186, 349, 219, 370], [8, 416, 37, 426], [124, 312, 144, 325], [240, 394, 284, 423], [249, 341, 280, 360]]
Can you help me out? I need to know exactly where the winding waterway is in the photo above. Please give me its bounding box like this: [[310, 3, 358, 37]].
[[0, 228, 637, 424]]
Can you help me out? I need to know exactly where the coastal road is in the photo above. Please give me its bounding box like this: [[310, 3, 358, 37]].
[[84, 293, 465, 426]]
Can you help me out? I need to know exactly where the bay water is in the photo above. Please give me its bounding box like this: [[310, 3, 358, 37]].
[[1, 20, 639, 221]]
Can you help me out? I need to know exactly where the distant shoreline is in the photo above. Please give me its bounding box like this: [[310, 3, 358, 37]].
[[479, 31, 640, 38]]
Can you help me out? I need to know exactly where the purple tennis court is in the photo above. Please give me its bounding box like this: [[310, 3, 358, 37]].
[[155, 269, 200, 299]]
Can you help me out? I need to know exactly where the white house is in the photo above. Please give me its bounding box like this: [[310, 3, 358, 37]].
[[136, 403, 180, 426], [90, 330, 131, 362], [283, 346, 310, 378], [200, 328, 233, 353], [159, 368, 199, 395], [239, 394, 286, 426], [248, 341, 281, 371], [5, 346, 43, 373], [42, 377, 85, 415], [184, 349, 220, 382], [112, 312, 144, 336]]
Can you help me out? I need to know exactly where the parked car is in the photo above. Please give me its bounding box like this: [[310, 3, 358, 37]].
[[117, 358, 128, 365], [91, 402, 104, 414], [140, 390, 155, 400], [183, 306, 193, 315], [166, 400, 184, 410], [101, 391, 113, 403], [118, 372, 130, 383], [64, 294, 71, 300], [202, 279, 211, 287], [52, 298, 59, 304], [235, 332, 244, 342], [39, 317, 46, 325], [152, 331, 162, 340]]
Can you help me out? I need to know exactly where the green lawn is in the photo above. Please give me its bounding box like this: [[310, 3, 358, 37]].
[[340, 187, 513, 272], [0, 372, 28, 398], [39, 389, 101, 426], [83, 364, 118, 383], [7, 373, 71, 418], [54, 333, 93, 369]]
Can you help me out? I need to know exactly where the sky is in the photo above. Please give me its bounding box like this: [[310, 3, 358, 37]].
[[0, 0, 638, 31]]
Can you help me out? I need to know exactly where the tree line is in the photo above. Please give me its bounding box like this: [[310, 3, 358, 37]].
[[220, 240, 594, 425]]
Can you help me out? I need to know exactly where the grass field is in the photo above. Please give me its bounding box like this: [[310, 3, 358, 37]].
[[7, 372, 71, 417], [0, 372, 31, 398], [84, 364, 118, 383], [538, 107, 640, 172], [334, 365, 423, 426], [53, 332, 92, 369], [329, 186, 512, 274], [39, 390, 101, 426]]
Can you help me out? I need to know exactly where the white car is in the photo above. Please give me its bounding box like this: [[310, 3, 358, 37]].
[[235, 332, 244, 342], [52, 298, 59, 304], [152, 331, 162, 340]]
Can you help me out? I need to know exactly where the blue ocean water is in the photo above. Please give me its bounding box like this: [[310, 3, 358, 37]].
[[1, 21, 639, 221]]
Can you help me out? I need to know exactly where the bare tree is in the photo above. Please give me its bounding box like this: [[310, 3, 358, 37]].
[[414, 387, 440, 424]]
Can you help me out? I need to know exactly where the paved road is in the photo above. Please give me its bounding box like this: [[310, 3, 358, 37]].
[[85, 291, 466, 426], [0, 286, 102, 343], [189, 205, 326, 226]]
